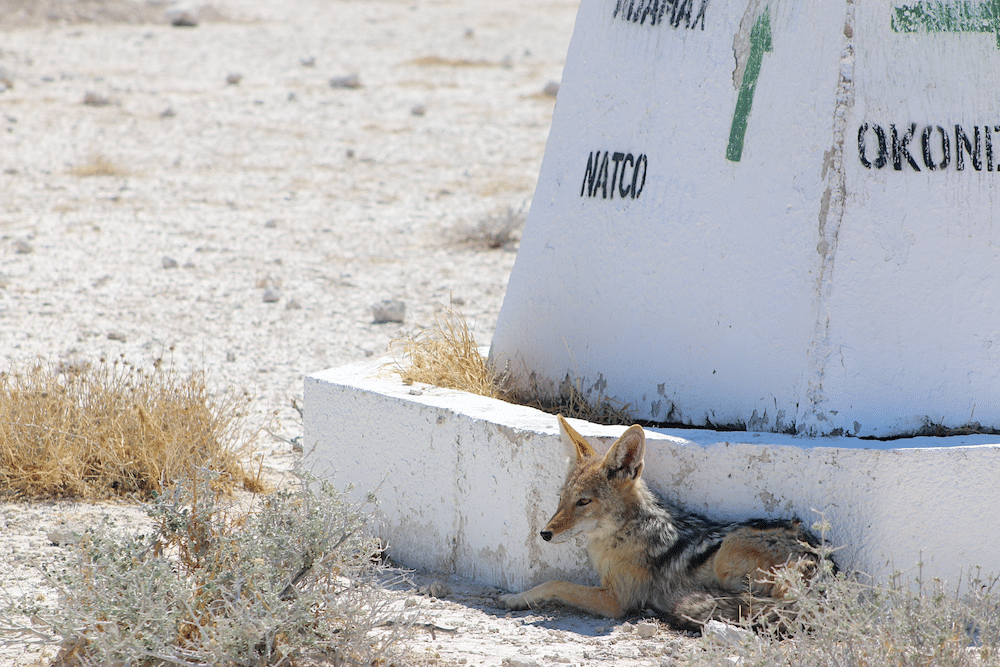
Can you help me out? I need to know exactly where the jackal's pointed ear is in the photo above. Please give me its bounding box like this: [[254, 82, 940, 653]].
[[602, 424, 645, 482], [557, 414, 596, 461]]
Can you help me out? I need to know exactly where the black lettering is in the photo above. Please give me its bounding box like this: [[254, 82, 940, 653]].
[[692, 0, 708, 30], [616, 0, 702, 30], [597, 152, 610, 198], [671, 0, 692, 28], [632, 154, 647, 198], [619, 153, 634, 198], [858, 123, 888, 169], [657, 0, 673, 24], [955, 125, 982, 171], [891, 123, 920, 171], [921, 125, 950, 171], [987, 126, 995, 172], [581, 151, 599, 197], [610, 152, 625, 199]]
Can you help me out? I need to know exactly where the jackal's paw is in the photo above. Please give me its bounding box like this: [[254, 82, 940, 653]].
[[498, 592, 530, 610]]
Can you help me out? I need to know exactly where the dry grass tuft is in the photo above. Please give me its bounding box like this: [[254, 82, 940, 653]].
[[391, 308, 634, 424], [0, 356, 260, 500], [392, 309, 510, 401], [68, 153, 129, 178], [404, 54, 503, 68]]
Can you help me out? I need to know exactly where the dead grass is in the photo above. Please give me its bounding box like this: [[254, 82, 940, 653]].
[[391, 308, 634, 424], [404, 55, 504, 68], [392, 309, 510, 401], [0, 356, 262, 500], [68, 154, 130, 178]]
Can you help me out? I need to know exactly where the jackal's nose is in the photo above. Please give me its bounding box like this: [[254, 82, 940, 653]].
[[540, 530, 553, 542]]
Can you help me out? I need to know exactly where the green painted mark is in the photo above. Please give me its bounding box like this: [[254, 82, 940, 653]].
[[892, 1, 1000, 48], [726, 8, 773, 163]]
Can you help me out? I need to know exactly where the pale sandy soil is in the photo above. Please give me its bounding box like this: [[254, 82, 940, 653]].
[[0, 1, 705, 665]]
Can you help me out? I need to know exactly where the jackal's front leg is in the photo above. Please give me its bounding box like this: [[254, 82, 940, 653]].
[[499, 580, 624, 618]]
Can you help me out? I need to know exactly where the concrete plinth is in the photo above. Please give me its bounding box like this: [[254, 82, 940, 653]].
[[305, 356, 1000, 592]]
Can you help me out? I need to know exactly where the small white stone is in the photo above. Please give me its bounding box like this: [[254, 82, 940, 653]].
[[702, 620, 753, 648], [636, 621, 657, 638]]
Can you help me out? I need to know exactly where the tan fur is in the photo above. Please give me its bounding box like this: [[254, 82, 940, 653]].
[[499, 416, 830, 630]]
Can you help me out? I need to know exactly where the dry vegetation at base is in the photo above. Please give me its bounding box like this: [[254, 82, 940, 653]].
[[392, 308, 633, 425], [0, 356, 261, 500], [698, 558, 1000, 667], [393, 310, 511, 402]]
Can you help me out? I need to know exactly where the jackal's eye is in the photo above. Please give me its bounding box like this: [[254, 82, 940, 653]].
[[575, 498, 591, 507]]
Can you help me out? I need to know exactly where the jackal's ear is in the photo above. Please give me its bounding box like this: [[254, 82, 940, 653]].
[[602, 424, 645, 482], [557, 414, 596, 461]]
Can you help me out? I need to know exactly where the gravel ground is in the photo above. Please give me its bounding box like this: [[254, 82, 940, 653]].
[[0, 2, 710, 665]]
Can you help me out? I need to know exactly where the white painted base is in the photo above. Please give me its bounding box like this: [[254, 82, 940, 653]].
[[304, 355, 1000, 593]]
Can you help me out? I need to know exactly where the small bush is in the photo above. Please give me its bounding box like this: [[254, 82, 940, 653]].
[[456, 205, 525, 250], [0, 357, 259, 500], [5, 470, 414, 667]]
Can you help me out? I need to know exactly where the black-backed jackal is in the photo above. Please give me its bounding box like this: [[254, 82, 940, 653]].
[[500, 416, 833, 631]]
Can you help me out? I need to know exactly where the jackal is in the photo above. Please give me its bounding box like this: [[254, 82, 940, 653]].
[[500, 416, 832, 630]]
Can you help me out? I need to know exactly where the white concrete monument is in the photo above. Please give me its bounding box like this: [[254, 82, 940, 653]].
[[490, 0, 1000, 438]]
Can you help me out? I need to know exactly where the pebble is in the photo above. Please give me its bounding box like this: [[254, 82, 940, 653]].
[[83, 91, 111, 106], [411, 103, 426, 116], [226, 73, 243, 85], [13, 239, 32, 254], [107, 331, 127, 342], [160, 107, 176, 118], [371, 299, 405, 323], [285, 299, 302, 310], [262, 287, 281, 303], [419, 580, 451, 599], [167, 9, 199, 27], [543, 81, 560, 97], [300, 56, 316, 67], [702, 620, 753, 648], [636, 621, 658, 638], [330, 74, 361, 89], [162, 256, 178, 269]]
